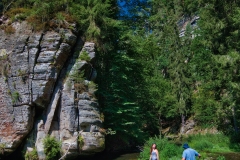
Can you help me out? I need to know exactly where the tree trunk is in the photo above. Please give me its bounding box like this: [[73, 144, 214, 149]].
[[180, 114, 185, 134], [158, 113, 162, 137], [232, 105, 238, 132]]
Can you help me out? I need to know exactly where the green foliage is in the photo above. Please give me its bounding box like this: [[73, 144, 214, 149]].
[[139, 134, 239, 160], [138, 136, 182, 160], [182, 133, 237, 152], [0, 143, 6, 155], [70, 67, 86, 94], [3, 0, 240, 152], [192, 140, 214, 151], [25, 148, 38, 160], [78, 135, 84, 150], [87, 81, 97, 95], [97, 50, 147, 144], [144, 0, 240, 136], [43, 135, 61, 160], [192, 0, 240, 132], [69, 0, 119, 42], [79, 51, 91, 62], [191, 84, 219, 126], [5, 7, 30, 21], [12, 91, 19, 103], [0, 50, 9, 77], [18, 69, 26, 76], [105, 128, 116, 135], [217, 155, 226, 160], [26, 0, 65, 22], [2, 0, 118, 42]]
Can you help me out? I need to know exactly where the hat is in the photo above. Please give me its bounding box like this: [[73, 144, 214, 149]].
[[182, 143, 190, 149]]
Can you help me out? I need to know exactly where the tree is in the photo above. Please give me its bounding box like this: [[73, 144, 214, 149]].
[[96, 47, 147, 148], [149, 0, 193, 133], [195, 0, 240, 132], [69, 0, 119, 43]]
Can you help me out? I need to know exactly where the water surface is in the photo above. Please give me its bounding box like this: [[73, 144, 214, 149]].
[[77, 152, 139, 160], [113, 152, 139, 160], [207, 152, 240, 160]]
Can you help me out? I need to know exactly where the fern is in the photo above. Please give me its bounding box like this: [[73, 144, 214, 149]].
[[43, 135, 61, 160]]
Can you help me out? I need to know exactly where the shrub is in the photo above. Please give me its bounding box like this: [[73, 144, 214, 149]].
[[12, 91, 20, 103], [0, 51, 9, 77], [61, 12, 75, 23], [43, 135, 61, 160], [88, 81, 98, 95], [160, 142, 181, 159], [18, 69, 27, 76], [79, 50, 91, 62], [26, 16, 47, 31], [4, 25, 15, 34], [70, 68, 87, 94], [191, 140, 213, 151], [5, 8, 30, 19], [0, 50, 8, 61], [183, 133, 228, 151], [217, 155, 226, 160], [6, 8, 29, 18], [78, 135, 84, 151], [25, 148, 38, 160], [0, 143, 6, 155], [138, 136, 182, 160]]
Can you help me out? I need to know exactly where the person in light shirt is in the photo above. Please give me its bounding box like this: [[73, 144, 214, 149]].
[[149, 143, 159, 160], [182, 143, 201, 160]]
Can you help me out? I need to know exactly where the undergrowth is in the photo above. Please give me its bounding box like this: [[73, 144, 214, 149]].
[[138, 133, 240, 160], [138, 136, 182, 160], [43, 135, 61, 160]]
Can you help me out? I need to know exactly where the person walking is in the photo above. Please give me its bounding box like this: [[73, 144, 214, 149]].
[[182, 143, 201, 160], [149, 143, 159, 160]]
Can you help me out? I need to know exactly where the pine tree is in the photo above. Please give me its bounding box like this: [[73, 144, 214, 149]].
[[149, 0, 192, 133], [69, 0, 119, 43], [195, 0, 240, 131]]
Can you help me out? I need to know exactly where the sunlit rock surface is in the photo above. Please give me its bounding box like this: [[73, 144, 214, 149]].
[[0, 20, 104, 159]]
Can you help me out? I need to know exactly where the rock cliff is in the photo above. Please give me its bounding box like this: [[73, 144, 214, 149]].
[[0, 20, 104, 159]]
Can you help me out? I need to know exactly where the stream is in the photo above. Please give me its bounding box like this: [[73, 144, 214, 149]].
[[4, 150, 240, 160], [81, 151, 240, 160], [112, 152, 139, 160], [78, 152, 140, 160], [207, 152, 240, 160]]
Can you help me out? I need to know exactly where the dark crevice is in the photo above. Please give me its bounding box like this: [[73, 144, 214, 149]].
[[75, 92, 80, 132], [48, 95, 61, 134], [32, 33, 44, 67], [29, 33, 43, 109], [87, 63, 94, 81]]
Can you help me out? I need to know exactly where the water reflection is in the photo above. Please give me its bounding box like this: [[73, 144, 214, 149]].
[[77, 152, 139, 160], [77, 151, 240, 160], [113, 153, 139, 160]]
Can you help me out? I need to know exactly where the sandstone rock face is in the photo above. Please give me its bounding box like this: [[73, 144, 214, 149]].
[[0, 21, 37, 153], [178, 15, 200, 37], [59, 42, 104, 158], [0, 21, 104, 158]]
